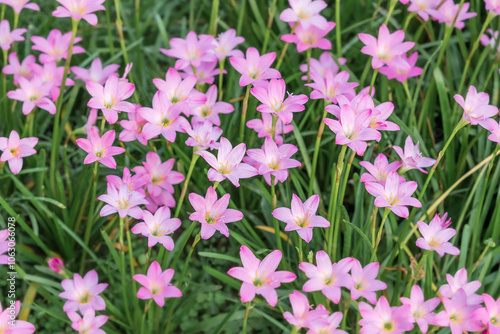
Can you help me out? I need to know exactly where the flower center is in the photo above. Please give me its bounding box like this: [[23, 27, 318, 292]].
[[382, 321, 394, 332], [149, 222, 164, 237], [428, 237, 441, 248], [79, 291, 91, 304], [117, 199, 130, 210], [205, 212, 218, 225], [384, 194, 401, 206], [450, 311, 464, 325], [150, 282, 163, 295], [267, 158, 281, 171], [9, 147, 19, 157], [294, 216, 310, 228], [217, 162, 231, 174], [201, 105, 213, 117]]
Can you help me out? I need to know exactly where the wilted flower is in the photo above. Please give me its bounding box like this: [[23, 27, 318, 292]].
[[133, 261, 182, 307], [0, 130, 38, 174], [59, 270, 108, 313]]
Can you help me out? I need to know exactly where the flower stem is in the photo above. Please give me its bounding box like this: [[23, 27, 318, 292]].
[[271, 174, 283, 252], [174, 151, 200, 218], [335, 0, 341, 57], [383, 0, 398, 25], [239, 85, 251, 143], [369, 68, 379, 96], [79, 161, 99, 274], [308, 106, 329, 196], [242, 302, 252, 333], [327, 145, 347, 257], [261, 0, 277, 54], [271, 114, 278, 141], [140, 300, 153, 334], [306, 48, 312, 83], [125, 217, 136, 291], [276, 22, 299, 71], [371, 208, 390, 261], [218, 58, 225, 101], [298, 237, 303, 263]]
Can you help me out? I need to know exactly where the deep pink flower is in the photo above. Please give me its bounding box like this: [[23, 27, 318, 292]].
[[48, 257, 65, 274], [360, 154, 403, 185], [76, 128, 125, 168], [279, 0, 329, 29], [400, 285, 440, 333], [0, 229, 13, 265], [67, 309, 107, 334], [188, 186, 243, 239], [428, 0, 476, 29], [434, 289, 483, 333], [454, 85, 498, 126], [349, 259, 387, 304], [406, 0, 440, 20], [0, 130, 37, 174], [7, 76, 57, 115], [299, 51, 346, 81], [228, 245, 296, 306], [229, 47, 281, 86], [2, 52, 36, 85], [0, 300, 35, 333], [359, 296, 413, 334], [379, 52, 422, 82], [0, 20, 26, 50], [98, 183, 148, 219], [473, 293, 500, 333], [0, 0, 39, 14], [31, 29, 85, 63], [306, 70, 358, 102], [132, 207, 181, 250], [283, 291, 330, 329], [72, 58, 120, 84], [393, 135, 436, 174], [160, 31, 216, 70], [438, 268, 483, 305], [307, 306, 347, 334], [416, 213, 460, 257], [213, 29, 245, 60], [281, 22, 335, 52], [53, 0, 105, 25], [119, 107, 149, 145], [246, 113, 294, 146], [133, 261, 182, 307], [59, 270, 108, 313], [184, 121, 223, 151], [190, 85, 233, 125], [272, 194, 330, 242], [299, 251, 353, 303]]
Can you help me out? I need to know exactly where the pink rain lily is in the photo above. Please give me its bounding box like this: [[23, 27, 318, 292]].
[[307, 306, 347, 334], [246, 113, 294, 146], [434, 289, 483, 333], [160, 31, 216, 70], [325, 93, 375, 118], [196, 137, 257, 187], [190, 85, 233, 125], [306, 70, 358, 102], [119, 107, 149, 145], [0, 20, 26, 50], [282, 22, 335, 52], [481, 29, 500, 53], [0, 0, 39, 14], [98, 183, 148, 219], [299, 251, 353, 303], [250, 78, 308, 124], [359, 154, 404, 185], [369, 101, 400, 131], [67, 309, 107, 334], [283, 291, 330, 329], [358, 24, 415, 69], [359, 296, 413, 334], [400, 285, 440, 333], [212, 29, 245, 60], [7, 76, 57, 115], [72, 58, 120, 84], [379, 52, 422, 82], [481, 118, 500, 144], [31, 29, 85, 63], [486, 0, 500, 15], [0, 130, 37, 174], [272, 194, 330, 242], [416, 213, 460, 257], [0, 300, 35, 334], [48, 257, 65, 274], [279, 0, 329, 29], [428, 0, 476, 29], [406, 0, 440, 20], [2, 52, 36, 85], [180, 60, 221, 84], [76, 128, 125, 168], [28, 61, 75, 101], [349, 259, 387, 304], [299, 51, 346, 81], [246, 136, 301, 185], [188, 186, 243, 239], [59, 270, 108, 313], [473, 293, 500, 333], [229, 47, 281, 86], [228, 245, 296, 306], [0, 229, 13, 265], [132, 207, 181, 250], [438, 268, 483, 305], [454, 85, 499, 126], [53, 0, 105, 25], [365, 171, 421, 218], [184, 121, 223, 151], [394, 135, 436, 174], [106, 167, 146, 192], [133, 261, 182, 307]]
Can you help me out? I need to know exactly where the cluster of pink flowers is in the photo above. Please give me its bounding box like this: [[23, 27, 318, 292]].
[[400, 0, 476, 29]]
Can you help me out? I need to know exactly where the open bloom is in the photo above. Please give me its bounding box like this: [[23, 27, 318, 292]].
[[0, 130, 37, 174], [454, 85, 498, 126], [31, 29, 85, 63], [360, 154, 403, 185], [98, 183, 148, 219], [273, 194, 330, 242], [379, 52, 422, 83], [2, 52, 36, 85], [0, 300, 35, 333], [416, 213, 460, 257], [307, 306, 347, 334], [394, 136, 436, 174], [190, 85, 233, 125], [486, 0, 500, 15], [67, 309, 107, 334], [72, 58, 120, 84], [281, 22, 335, 52], [306, 70, 358, 102], [132, 207, 181, 250], [0, 20, 26, 50], [359, 296, 413, 334], [196, 137, 257, 187], [228, 245, 296, 306], [405, 0, 440, 20], [481, 118, 500, 144], [438, 268, 483, 305], [428, 0, 476, 29], [48, 257, 65, 274], [184, 121, 223, 150], [434, 289, 483, 333], [28, 61, 75, 102], [106, 167, 146, 192], [59, 270, 108, 313], [119, 107, 148, 145], [212, 29, 244, 59], [7, 76, 57, 115], [160, 31, 216, 70], [279, 0, 329, 29], [400, 285, 440, 333], [229, 47, 281, 86], [133, 261, 182, 307], [299, 252, 353, 303], [53, 0, 105, 25], [283, 291, 330, 329], [299, 51, 346, 81], [473, 293, 500, 333], [349, 259, 387, 304], [76, 128, 125, 168], [246, 113, 294, 145], [0, 0, 39, 14], [189, 186, 243, 239]]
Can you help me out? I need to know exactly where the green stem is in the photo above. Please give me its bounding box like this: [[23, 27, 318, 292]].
[[371, 208, 390, 261], [308, 107, 329, 196], [105, 0, 116, 56], [261, 0, 277, 54], [327, 145, 347, 257], [271, 174, 282, 252], [276, 23, 299, 70], [209, 0, 220, 35], [174, 151, 200, 218], [218, 58, 225, 101], [298, 237, 303, 263], [369, 68, 379, 96], [140, 300, 153, 334], [118, 216, 133, 323], [271, 114, 278, 141], [242, 302, 252, 333], [306, 48, 312, 83], [79, 161, 99, 273], [239, 85, 251, 143], [383, 0, 398, 25], [126, 217, 136, 291], [335, 0, 342, 56]]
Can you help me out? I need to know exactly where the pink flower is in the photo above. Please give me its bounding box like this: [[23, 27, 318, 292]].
[[481, 118, 500, 144], [188, 186, 243, 239], [180, 60, 221, 84], [59, 270, 108, 313], [246, 136, 301, 185], [160, 31, 216, 70], [31, 29, 85, 64], [434, 289, 483, 333], [67, 309, 107, 334], [365, 171, 421, 218], [0, 20, 26, 50], [119, 107, 149, 145], [358, 24, 415, 69], [0, 130, 37, 174], [246, 113, 294, 146], [416, 213, 460, 257], [481, 29, 500, 53], [279, 0, 329, 29], [283, 291, 330, 328], [406, 0, 440, 20], [486, 0, 500, 16], [299, 51, 346, 81], [2, 52, 35, 85], [0, 229, 13, 265], [393, 135, 436, 174], [190, 85, 233, 125], [307, 307, 347, 334], [227, 245, 296, 306], [0, 300, 35, 333], [106, 166, 146, 192], [325, 94, 374, 118], [98, 183, 148, 219], [349, 259, 387, 304], [196, 137, 258, 187], [272, 194, 330, 242], [473, 293, 500, 333], [213, 29, 245, 60], [438, 268, 483, 305], [282, 22, 335, 52], [0, 0, 39, 14], [428, 0, 476, 29], [229, 47, 281, 86], [28, 61, 75, 101], [454, 85, 498, 126], [71, 58, 120, 84], [324, 104, 381, 156], [52, 0, 106, 25], [379, 52, 422, 82], [359, 296, 413, 334], [7, 76, 57, 115], [299, 251, 353, 303], [76, 128, 125, 168], [132, 207, 180, 250], [133, 261, 182, 307], [306, 70, 358, 102], [48, 257, 65, 274], [368, 101, 400, 131], [359, 154, 403, 185], [184, 121, 223, 151], [250, 78, 308, 124], [400, 285, 440, 333]]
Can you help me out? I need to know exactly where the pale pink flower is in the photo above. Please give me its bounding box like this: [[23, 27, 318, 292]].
[[0, 0, 39, 14], [400, 285, 440, 333], [481, 29, 500, 54], [98, 183, 147, 219], [71, 58, 120, 84], [7, 76, 57, 115], [188, 186, 243, 239], [359, 296, 413, 334], [438, 268, 483, 305], [279, 0, 329, 29], [473, 293, 500, 333], [379, 52, 422, 82], [106, 167, 146, 192], [306, 70, 358, 102], [133, 261, 182, 307], [486, 0, 500, 15], [406, 0, 440, 20], [307, 307, 347, 334], [0, 20, 26, 50], [180, 60, 221, 84], [359, 154, 403, 185], [283, 291, 330, 329], [160, 31, 217, 70], [0, 130, 37, 174], [272, 194, 330, 242], [0, 229, 13, 265], [184, 121, 223, 151], [481, 118, 500, 144], [212, 29, 245, 59], [228, 245, 296, 306], [0, 300, 35, 333], [53, 0, 105, 25], [28, 61, 75, 101], [369, 101, 400, 131], [246, 113, 294, 146], [299, 51, 347, 81], [229, 47, 281, 86], [2, 52, 36, 85], [119, 106, 149, 145], [349, 259, 387, 304], [59, 270, 108, 313], [143, 191, 176, 213], [31, 29, 85, 63], [67, 309, 107, 334], [325, 93, 375, 118], [428, 0, 476, 29], [454, 85, 498, 126], [416, 213, 460, 257], [299, 251, 353, 303], [76, 128, 125, 168], [282, 22, 335, 52], [132, 207, 181, 250], [190, 85, 233, 125], [48, 257, 65, 274], [393, 135, 436, 174], [434, 289, 483, 333]]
